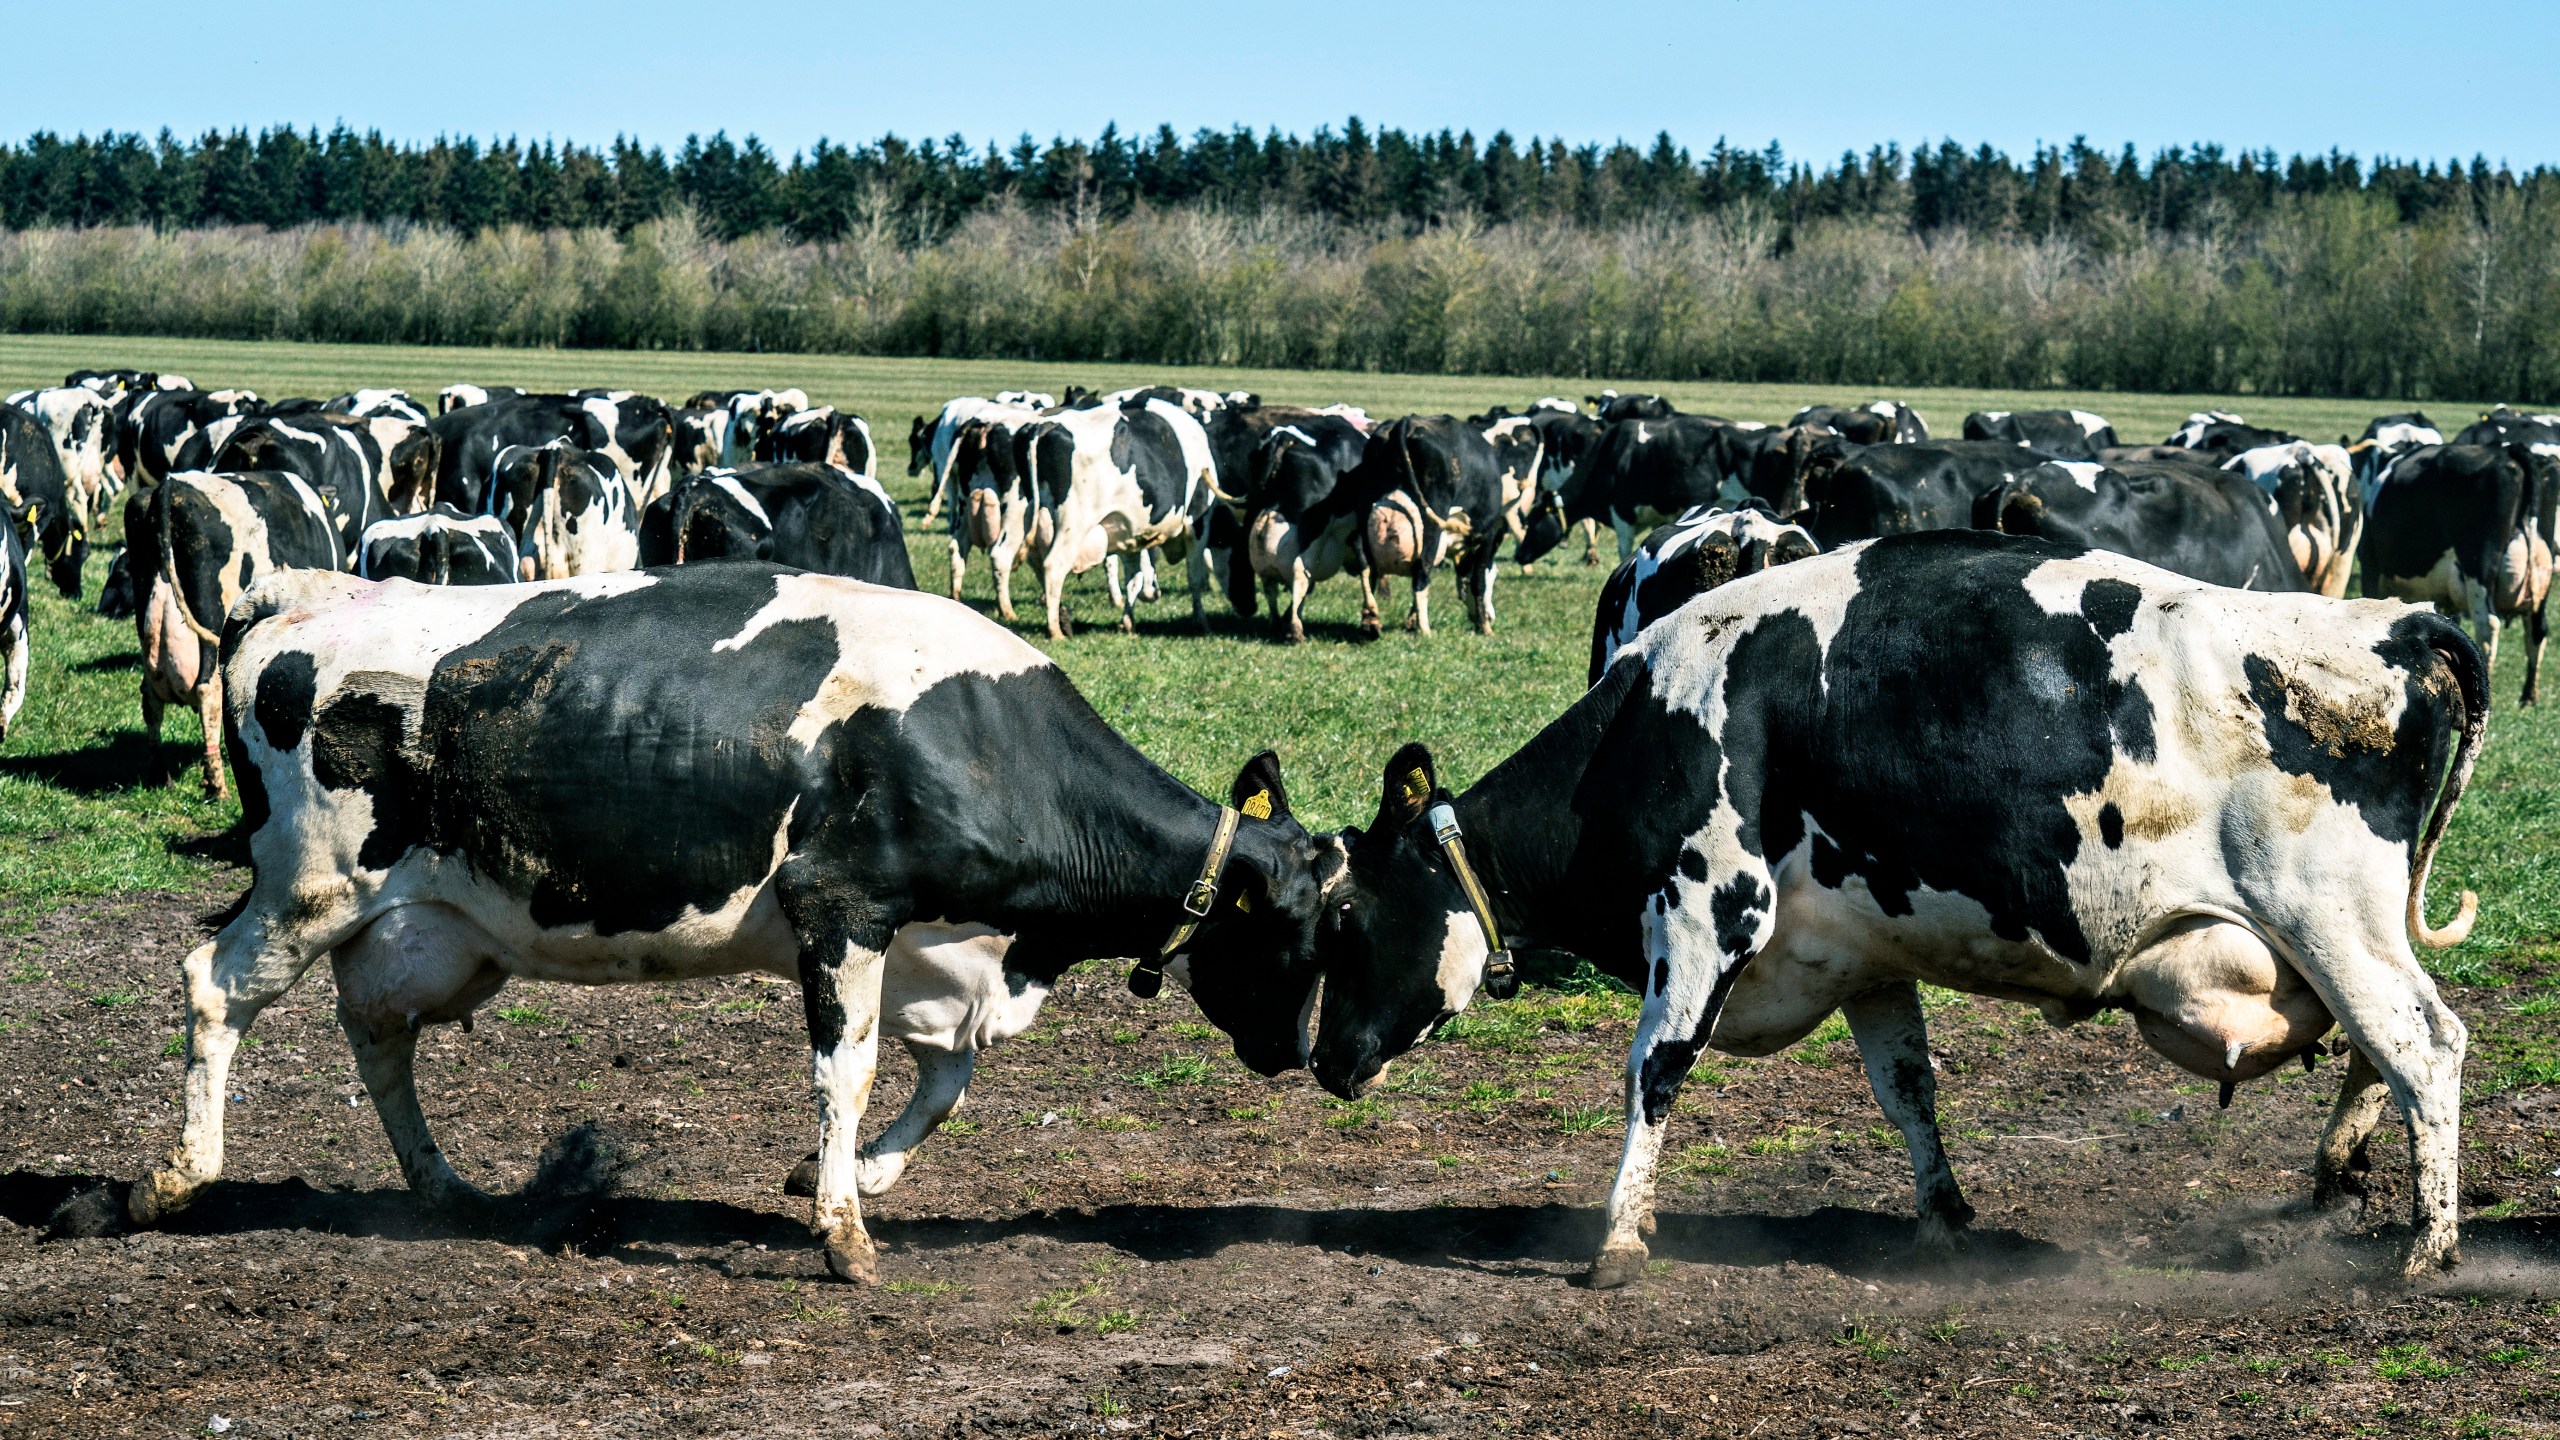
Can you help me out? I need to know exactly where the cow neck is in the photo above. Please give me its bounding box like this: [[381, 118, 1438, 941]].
[[1445, 665, 1639, 971], [1032, 755, 1254, 960]]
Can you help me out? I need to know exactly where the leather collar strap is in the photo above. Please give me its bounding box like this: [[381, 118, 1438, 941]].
[[1128, 804, 1242, 998], [1427, 802, 1518, 998]]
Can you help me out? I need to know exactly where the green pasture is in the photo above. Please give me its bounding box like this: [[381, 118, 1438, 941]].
[[1, 333, 2552, 1005]]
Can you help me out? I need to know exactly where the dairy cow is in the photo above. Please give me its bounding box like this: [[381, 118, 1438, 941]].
[[2364, 443, 2560, 705], [0, 521, 25, 743], [212, 415, 396, 559], [6, 385, 121, 521], [1586, 505, 1817, 683], [2354, 413, 2444, 492], [1962, 408, 2116, 460], [2166, 410, 2299, 459], [1791, 400, 1928, 444], [1239, 416, 1372, 642], [356, 506, 517, 586], [325, 389, 432, 426], [641, 463, 915, 589], [1981, 458, 2309, 592], [2223, 441, 2363, 596], [1308, 530, 2485, 1286], [437, 384, 525, 415], [125, 562, 1329, 1286], [490, 442, 638, 580], [2, 401, 87, 597], [118, 389, 261, 488], [934, 402, 1050, 620], [2453, 407, 2560, 449], [1783, 439, 2030, 547], [1519, 415, 1743, 566], [1020, 398, 1222, 637], [1349, 415, 1506, 638], [428, 396, 599, 514]]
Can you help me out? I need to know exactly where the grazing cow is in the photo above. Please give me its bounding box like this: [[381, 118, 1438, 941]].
[[933, 402, 1050, 620], [437, 384, 525, 414], [131, 469, 341, 798], [428, 396, 597, 514], [1586, 505, 1817, 683], [212, 414, 397, 561], [1241, 416, 1373, 642], [1785, 439, 2028, 547], [2, 401, 86, 597], [118, 389, 261, 488], [2453, 408, 2560, 450], [2224, 441, 2363, 596], [685, 389, 809, 465], [2166, 410, 2299, 459], [1980, 459, 2308, 592], [912, 398, 1005, 524], [1961, 408, 2116, 460], [127, 562, 1328, 1286], [2364, 443, 2560, 705], [1476, 414, 1549, 540], [574, 391, 679, 505], [1021, 398, 1220, 637], [1587, 391, 1674, 422], [1791, 400, 1928, 444], [325, 389, 432, 426], [490, 442, 638, 580], [1353, 415, 1505, 638], [2354, 413, 2443, 492], [1519, 415, 1738, 567], [6, 385, 121, 521], [644, 464, 916, 589], [1308, 529, 2486, 1284], [0, 520, 25, 743], [67, 368, 166, 397], [761, 407, 877, 478], [356, 506, 518, 586]]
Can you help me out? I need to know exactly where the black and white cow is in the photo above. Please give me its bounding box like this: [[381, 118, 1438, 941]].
[[2223, 441, 2363, 597], [130, 469, 341, 798], [1790, 400, 1928, 444], [356, 506, 518, 586], [760, 407, 877, 478], [0, 519, 25, 744], [1586, 505, 1817, 683], [1519, 415, 1739, 567], [643, 464, 915, 589], [211, 414, 396, 562], [2354, 413, 2444, 492], [1022, 397, 1221, 638], [1308, 529, 2486, 1285], [2454, 407, 2560, 449], [437, 384, 525, 415], [573, 390, 679, 505], [684, 388, 810, 466], [427, 396, 597, 514], [6, 385, 121, 522], [324, 389, 432, 426], [118, 389, 262, 488], [935, 402, 1051, 621], [126, 562, 1329, 1286], [1961, 408, 2116, 460], [2166, 410, 2300, 459], [1787, 439, 2029, 547], [1241, 415, 1373, 643], [1980, 458, 2308, 592], [1587, 391, 1674, 422], [67, 368, 167, 397], [1352, 415, 1506, 638], [2364, 443, 2560, 705], [2, 400, 86, 597], [489, 442, 638, 580]]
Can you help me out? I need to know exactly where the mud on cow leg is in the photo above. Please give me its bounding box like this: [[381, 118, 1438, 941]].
[[1844, 982, 1973, 1248], [781, 878, 895, 1284], [2312, 1044, 2390, 1211], [197, 677, 227, 801], [787, 1043, 977, 1200]]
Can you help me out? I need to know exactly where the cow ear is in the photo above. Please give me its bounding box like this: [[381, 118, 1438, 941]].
[[1374, 742, 1438, 833], [1230, 748, 1291, 822]]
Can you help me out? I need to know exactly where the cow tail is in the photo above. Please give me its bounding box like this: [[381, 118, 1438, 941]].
[[1398, 423, 1473, 539], [2410, 618, 2488, 949], [157, 478, 223, 648]]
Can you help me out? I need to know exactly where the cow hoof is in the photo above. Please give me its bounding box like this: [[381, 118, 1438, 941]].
[[2402, 1233, 2461, 1278], [824, 1235, 880, 1285], [784, 1153, 820, 1197], [1586, 1243, 1648, 1289], [125, 1168, 196, 1227]]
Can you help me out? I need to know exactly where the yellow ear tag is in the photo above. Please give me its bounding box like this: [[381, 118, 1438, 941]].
[[1240, 789, 1273, 821], [1234, 891, 1253, 912], [1401, 767, 1431, 807]]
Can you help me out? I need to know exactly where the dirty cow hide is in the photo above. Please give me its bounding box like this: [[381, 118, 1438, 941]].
[[128, 563, 1328, 1289], [1310, 529, 2486, 1288], [1586, 505, 1817, 683]]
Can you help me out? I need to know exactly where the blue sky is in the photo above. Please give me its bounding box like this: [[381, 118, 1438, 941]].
[[8, 2, 2551, 169]]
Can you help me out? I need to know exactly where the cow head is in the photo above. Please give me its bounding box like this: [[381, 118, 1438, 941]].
[[1513, 488, 1568, 568], [16, 496, 84, 598], [1152, 750, 1329, 1077], [906, 416, 934, 475], [1748, 426, 1845, 524], [1303, 743, 1509, 1098]]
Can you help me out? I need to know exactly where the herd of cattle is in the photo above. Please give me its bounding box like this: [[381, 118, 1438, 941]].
[[0, 367, 2530, 1291]]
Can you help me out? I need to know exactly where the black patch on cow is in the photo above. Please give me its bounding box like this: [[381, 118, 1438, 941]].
[[1676, 848, 1708, 883], [1708, 871, 1770, 959], [2098, 801, 2125, 849], [254, 650, 318, 753], [1716, 610, 1821, 865], [236, 551, 255, 591], [2081, 578, 2141, 640], [1637, 960, 1750, 1123], [311, 688, 420, 872]]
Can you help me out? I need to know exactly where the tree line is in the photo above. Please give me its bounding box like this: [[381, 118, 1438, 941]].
[[0, 121, 2547, 246]]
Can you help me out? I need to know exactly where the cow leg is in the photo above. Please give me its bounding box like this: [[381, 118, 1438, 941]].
[[946, 536, 967, 602], [1042, 546, 1076, 641], [1185, 539, 1211, 635], [2523, 606, 2548, 706], [1579, 517, 1600, 566], [1286, 558, 1313, 645], [140, 685, 167, 786], [1408, 577, 1431, 636], [859, 1044, 975, 1196], [2285, 938, 2467, 1275], [341, 1016, 483, 1209], [196, 676, 227, 802], [1471, 560, 1497, 635], [1611, 516, 1637, 565], [1104, 555, 1129, 613], [330, 905, 509, 1210], [780, 885, 893, 1283], [2311, 1044, 2390, 1210], [1357, 567, 1382, 638], [1842, 982, 1972, 1249], [129, 917, 337, 1224]]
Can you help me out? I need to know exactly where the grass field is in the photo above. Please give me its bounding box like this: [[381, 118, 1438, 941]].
[[3, 332, 2553, 997]]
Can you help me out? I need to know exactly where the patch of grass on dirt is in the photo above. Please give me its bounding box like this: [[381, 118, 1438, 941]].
[[496, 1004, 554, 1026], [1665, 1142, 1732, 1178], [1135, 1053, 1219, 1088], [2376, 1343, 2463, 1380], [1551, 1103, 1614, 1134], [1323, 1096, 1390, 1129], [884, 1279, 959, 1297], [1791, 1012, 1853, 1066], [1459, 1080, 1514, 1111], [1744, 1124, 1823, 1158], [1438, 988, 1637, 1052]]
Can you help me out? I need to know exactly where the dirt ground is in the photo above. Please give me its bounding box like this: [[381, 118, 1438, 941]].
[[7, 880, 2560, 1439]]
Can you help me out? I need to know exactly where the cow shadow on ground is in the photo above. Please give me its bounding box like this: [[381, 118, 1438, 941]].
[[0, 732, 202, 796], [71, 652, 140, 674]]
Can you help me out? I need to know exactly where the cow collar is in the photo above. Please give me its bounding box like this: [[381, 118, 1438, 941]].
[[1128, 804, 1242, 999], [1426, 802, 1519, 1000]]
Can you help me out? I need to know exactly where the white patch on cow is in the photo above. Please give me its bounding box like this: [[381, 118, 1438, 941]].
[[1428, 910, 1488, 1041], [2070, 410, 2110, 436], [1530, 397, 1579, 415], [2050, 461, 2104, 493], [709, 474, 772, 529], [1142, 398, 1219, 511], [711, 573, 1051, 743], [1980, 410, 2010, 423], [2370, 422, 2441, 452], [1634, 540, 1871, 724], [1271, 425, 1320, 450]]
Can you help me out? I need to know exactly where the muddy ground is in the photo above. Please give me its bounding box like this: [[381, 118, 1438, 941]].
[[6, 879, 2560, 1438]]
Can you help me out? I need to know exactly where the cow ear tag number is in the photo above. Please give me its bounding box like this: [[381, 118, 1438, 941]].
[[1240, 789, 1273, 820]]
